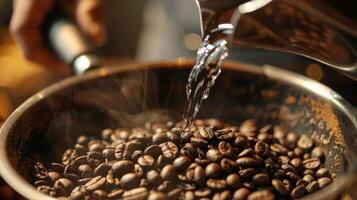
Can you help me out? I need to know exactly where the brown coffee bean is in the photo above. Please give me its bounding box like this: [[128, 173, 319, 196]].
[[215, 128, 235, 141], [218, 141, 233, 157], [195, 188, 213, 198], [62, 149, 78, 166], [84, 176, 106, 191], [74, 144, 87, 155], [205, 163, 221, 178], [206, 149, 223, 162], [180, 131, 194, 143], [148, 191, 166, 200], [112, 160, 134, 178], [297, 135, 313, 150], [137, 155, 155, 169], [147, 170, 162, 187], [167, 187, 182, 199], [198, 127, 215, 140], [47, 172, 61, 183], [92, 189, 107, 200], [238, 148, 255, 157], [120, 173, 141, 190], [144, 145, 162, 158], [94, 163, 111, 176], [207, 179, 227, 190], [303, 157, 321, 169], [294, 147, 304, 157], [233, 187, 250, 200], [290, 185, 306, 198], [247, 189, 274, 200], [102, 148, 115, 160], [70, 186, 87, 200], [166, 131, 180, 145], [89, 143, 104, 152], [234, 136, 248, 148], [254, 141, 269, 157], [153, 133, 169, 144], [252, 173, 270, 185], [226, 173, 241, 189], [221, 158, 239, 173], [108, 188, 124, 199], [157, 181, 178, 193], [239, 120, 257, 136], [161, 165, 177, 181], [114, 141, 125, 160], [190, 137, 209, 148], [270, 143, 287, 154], [173, 156, 192, 172], [286, 172, 300, 183], [77, 136, 89, 146], [306, 181, 319, 193], [318, 177, 332, 188], [272, 179, 288, 196], [236, 157, 259, 168], [78, 165, 93, 178], [51, 163, 65, 173], [194, 166, 205, 183], [311, 147, 325, 161], [124, 140, 143, 159], [157, 155, 171, 168], [316, 168, 329, 178], [303, 174, 315, 183], [122, 187, 148, 200], [290, 158, 303, 172], [161, 142, 179, 160], [54, 178, 73, 194]]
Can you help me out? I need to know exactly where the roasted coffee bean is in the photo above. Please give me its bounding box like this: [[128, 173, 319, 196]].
[[290, 158, 303, 172], [297, 135, 314, 150], [112, 160, 134, 178], [270, 143, 287, 155], [112, 129, 130, 141], [145, 145, 162, 158], [198, 127, 215, 140], [252, 173, 270, 186], [148, 191, 166, 200], [77, 136, 89, 146], [137, 155, 155, 169], [207, 179, 227, 190], [120, 173, 141, 190], [273, 169, 285, 179], [236, 157, 259, 168], [51, 163, 65, 173], [180, 131, 194, 143], [303, 157, 321, 169], [195, 188, 213, 198], [78, 165, 93, 178], [75, 144, 87, 155], [166, 131, 180, 145], [161, 165, 177, 181], [124, 140, 143, 159], [239, 120, 257, 136], [205, 163, 221, 178], [233, 187, 250, 200], [89, 143, 104, 153], [181, 143, 198, 160], [316, 168, 329, 178], [294, 147, 304, 158], [62, 149, 78, 166], [167, 187, 182, 199], [54, 178, 73, 194], [234, 136, 248, 148], [108, 188, 124, 199], [84, 176, 106, 191], [190, 137, 209, 148], [92, 190, 107, 200], [238, 148, 254, 157], [78, 178, 92, 185], [122, 187, 148, 200], [254, 141, 269, 157], [102, 148, 115, 160], [318, 177, 332, 188], [311, 147, 325, 161], [290, 185, 307, 198], [194, 166, 205, 183], [239, 168, 257, 179], [147, 170, 162, 187], [206, 149, 223, 162], [157, 155, 171, 168], [286, 172, 300, 183], [47, 172, 61, 183], [215, 128, 235, 141], [157, 181, 178, 193], [152, 133, 169, 144], [226, 173, 241, 189], [132, 150, 144, 161], [272, 179, 288, 196], [306, 181, 319, 193], [247, 189, 274, 200], [161, 142, 179, 160], [94, 163, 111, 176], [303, 174, 315, 183], [221, 158, 239, 173], [218, 141, 233, 157], [114, 141, 125, 160], [173, 156, 192, 172]]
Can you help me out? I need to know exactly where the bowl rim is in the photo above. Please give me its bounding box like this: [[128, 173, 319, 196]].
[[0, 59, 356, 200]]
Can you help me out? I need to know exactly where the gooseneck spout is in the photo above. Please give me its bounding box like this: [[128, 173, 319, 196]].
[[195, 0, 357, 80]]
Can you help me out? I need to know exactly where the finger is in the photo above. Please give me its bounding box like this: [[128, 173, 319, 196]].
[[75, 0, 107, 45], [10, 0, 70, 74]]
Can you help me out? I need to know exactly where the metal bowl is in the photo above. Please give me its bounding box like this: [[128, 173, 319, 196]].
[[0, 60, 356, 199]]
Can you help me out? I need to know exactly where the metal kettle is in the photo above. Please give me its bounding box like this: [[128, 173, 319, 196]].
[[195, 0, 357, 80]]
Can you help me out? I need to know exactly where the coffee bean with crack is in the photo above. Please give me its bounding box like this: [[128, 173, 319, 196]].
[[137, 155, 155, 170], [84, 176, 106, 191], [173, 156, 192, 172], [161, 142, 179, 160], [120, 173, 141, 190]]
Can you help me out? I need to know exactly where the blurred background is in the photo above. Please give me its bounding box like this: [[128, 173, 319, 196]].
[[0, 0, 356, 199]]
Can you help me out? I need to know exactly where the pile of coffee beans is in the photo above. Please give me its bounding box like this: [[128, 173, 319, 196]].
[[32, 119, 335, 200]]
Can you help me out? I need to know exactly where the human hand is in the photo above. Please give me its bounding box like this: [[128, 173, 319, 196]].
[[10, 0, 106, 74]]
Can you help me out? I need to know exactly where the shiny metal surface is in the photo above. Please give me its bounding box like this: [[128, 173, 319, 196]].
[[0, 60, 356, 200], [195, 0, 357, 80]]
